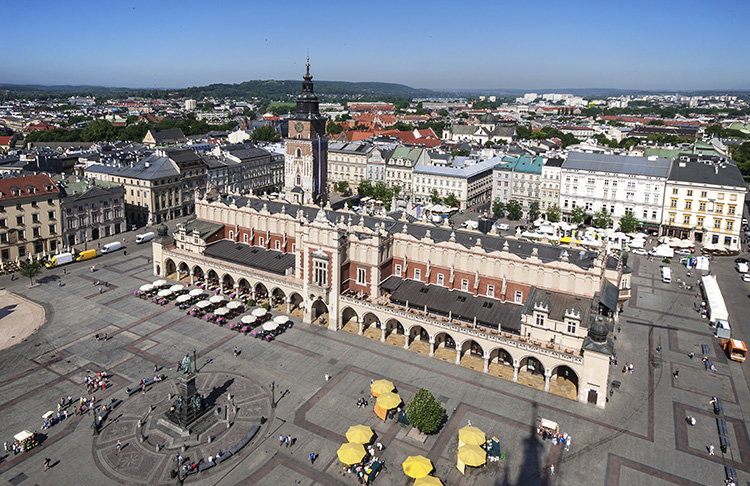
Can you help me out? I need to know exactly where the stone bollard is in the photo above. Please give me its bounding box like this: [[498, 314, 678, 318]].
[[227, 422, 231, 429], [208, 435, 212, 444], [168, 393, 173, 400], [181, 444, 186, 452], [155, 444, 160, 453], [139, 435, 145, 443]]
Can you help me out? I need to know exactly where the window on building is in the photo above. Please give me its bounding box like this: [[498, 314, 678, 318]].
[[670, 199, 677, 208], [685, 201, 692, 210], [0, 233, 6, 243], [652, 210, 657, 220], [686, 190, 693, 196], [536, 313, 545, 327], [683, 215, 690, 224], [727, 220, 734, 230], [514, 291, 523, 303], [414, 268, 421, 281], [718, 193, 724, 200], [729, 206, 735, 215], [668, 214, 675, 223], [697, 216, 704, 227], [395, 264, 402, 277], [461, 279, 469, 291], [714, 219, 721, 229], [32, 227, 40, 238], [699, 202, 706, 211], [672, 188, 678, 194], [313, 258, 328, 287], [228, 230, 233, 240], [437, 273, 444, 286], [567, 321, 577, 334], [701, 191, 707, 198], [16, 216, 23, 225], [49, 224, 56, 234], [357, 267, 367, 285], [0, 218, 5, 227], [275, 240, 280, 250]]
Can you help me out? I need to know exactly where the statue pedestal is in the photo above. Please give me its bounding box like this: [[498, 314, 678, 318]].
[[162, 372, 209, 433]]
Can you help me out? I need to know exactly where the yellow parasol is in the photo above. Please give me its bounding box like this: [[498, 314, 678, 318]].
[[457, 444, 486, 467], [370, 379, 395, 397], [402, 455, 433, 479], [376, 392, 402, 410], [458, 425, 485, 446], [346, 425, 374, 444], [337, 442, 366, 465], [414, 477, 444, 486]]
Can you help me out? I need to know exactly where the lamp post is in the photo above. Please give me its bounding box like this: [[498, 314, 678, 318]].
[[271, 381, 276, 409]]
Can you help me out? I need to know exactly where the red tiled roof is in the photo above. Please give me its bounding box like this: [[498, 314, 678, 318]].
[[24, 121, 55, 132], [0, 174, 60, 202], [0, 136, 11, 146]]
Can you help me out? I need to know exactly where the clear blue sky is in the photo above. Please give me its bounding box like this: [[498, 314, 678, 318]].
[[2, 0, 749, 91]]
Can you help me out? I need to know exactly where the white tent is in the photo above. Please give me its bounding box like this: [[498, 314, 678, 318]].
[[274, 315, 289, 324], [170, 284, 185, 292], [696, 256, 710, 271], [153, 279, 168, 287], [629, 238, 645, 249], [701, 275, 728, 323], [214, 307, 229, 316]]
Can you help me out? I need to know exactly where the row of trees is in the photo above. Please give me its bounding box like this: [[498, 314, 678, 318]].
[[428, 189, 459, 208], [515, 125, 580, 147], [491, 198, 639, 232], [357, 180, 401, 210]]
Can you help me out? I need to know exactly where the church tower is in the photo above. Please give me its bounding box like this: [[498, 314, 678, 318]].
[[284, 58, 328, 206]]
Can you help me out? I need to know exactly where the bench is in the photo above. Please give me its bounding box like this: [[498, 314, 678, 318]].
[[229, 425, 260, 455], [110, 399, 122, 409], [712, 397, 723, 415], [725, 465, 737, 482], [704, 358, 713, 371], [701, 344, 710, 356], [719, 435, 730, 453], [198, 461, 215, 472], [214, 451, 232, 464], [717, 417, 728, 437]]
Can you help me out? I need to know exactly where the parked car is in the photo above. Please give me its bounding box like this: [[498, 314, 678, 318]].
[[631, 248, 647, 255], [742, 274, 750, 282], [735, 257, 749, 264], [674, 249, 693, 256]]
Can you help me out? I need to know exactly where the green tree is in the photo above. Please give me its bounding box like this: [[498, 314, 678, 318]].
[[438, 109, 449, 117], [492, 199, 506, 218], [19, 260, 42, 285], [430, 189, 441, 203], [250, 125, 280, 142], [592, 208, 612, 228], [327, 122, 344, 135], [571, 206, 587, 225], [546, 204, 561, 223], [506, 200, 523, 220], [405, 388, 445, 435], [372, 181, 391, 202], [647, 119, 665, 126], [358, 179, 373, 198], [451, 149, 470, 157], [618, 210, 639, 233], [443, 193, 459, 208], [528, 201, 540, 222], [336, 180, 349, 193]]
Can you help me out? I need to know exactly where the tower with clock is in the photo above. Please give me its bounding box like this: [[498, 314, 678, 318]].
[[284, 58, 328, 206]]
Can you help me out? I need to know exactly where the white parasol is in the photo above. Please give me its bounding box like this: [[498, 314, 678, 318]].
[[176, 294, 191, 303], [262, 321, 279, 331], [209, 295, 225, 304], [153, 279, 168, 287], [274, 315, 289, 325], [157, 289, 172, 298], [252, 308, 267, 317], [189, 288, 205, 297], [214, 307, 229, 316], [241, 315, 257, 325], [139, 284, 154, 292], [170, 284, 185, 292], [196, 300, 211, 309], [226, 301, 242, 310]]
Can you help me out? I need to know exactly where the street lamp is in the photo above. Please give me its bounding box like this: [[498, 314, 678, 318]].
[[271, 381, 276, 409]]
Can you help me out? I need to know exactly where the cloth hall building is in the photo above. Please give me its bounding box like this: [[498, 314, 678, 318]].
[[150, 63, 625, 407]]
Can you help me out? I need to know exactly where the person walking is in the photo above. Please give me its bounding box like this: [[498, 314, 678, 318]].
[[673, 370, 680, 380], [709, 443, 715, 455], [550, 464, 555, 476], [233, 346, 239, 358], [43, 457, 50, 471], [309, 452, 317, 464], [116, 440, 121, 453], [279, 435, 284, 446]]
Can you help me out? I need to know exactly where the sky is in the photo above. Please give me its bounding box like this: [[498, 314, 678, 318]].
[[2, 0, 749, 91]]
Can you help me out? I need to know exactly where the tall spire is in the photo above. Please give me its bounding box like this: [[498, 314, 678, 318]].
[[296, 55, 320, 119]]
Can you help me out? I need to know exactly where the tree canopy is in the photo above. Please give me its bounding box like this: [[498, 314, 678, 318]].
[[492, 199, 506, 218], [618, 210, 639, 233], [528, 201, 540, 222], [546, 204, 561, 223], [505, 200, 523, 220], [592, 208, 612, 229], [571, 206, 587, 225], [250, 125, 280, 142], [19, 260, 42, 285], [405, 388, 445, 435]]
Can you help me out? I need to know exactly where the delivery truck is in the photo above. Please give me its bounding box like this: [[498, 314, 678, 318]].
[[45, 252, 74, 268], [75, 249, 97, 262], [135, 232, 155, 244], [101, 241, 122, 254]]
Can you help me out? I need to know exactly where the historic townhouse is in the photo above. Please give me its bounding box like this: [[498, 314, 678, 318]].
[[328, 141, 374, 191]]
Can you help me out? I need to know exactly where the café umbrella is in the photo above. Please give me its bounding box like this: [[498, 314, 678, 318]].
[[226, 301, 242, 310], [152, 279, 167, 287], [376, 392, 401, 410], [337, 442, 366, 465], [157, 289, 172, 298], [176, 294, 191, 303], [214, 307, 229, 316], [169, 284, 184, 292], [457, 444, 486, 467], [345, 425, 373, 444], [189, 289, 204, 297], [402, 455, 433, 479], [241, 315, 257, 325], [262, 321, 279, 331], [273, 315, 289, 325], [414, 477, 443, 486], [458, 426, 485, 446], [139, 284, 154, 292], [209, 295, 225, 304], [370, 379, 394, 397], [196, 300, 211, 309], [252, 308, 267, 317]]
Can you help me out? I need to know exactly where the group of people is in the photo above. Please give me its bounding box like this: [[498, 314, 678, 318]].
[[84, 371, 110, 393], [278, 434, 296, 447], [356, 397, 369, 408], [621, 362, 634, 374], [4, 433, 39, 455]]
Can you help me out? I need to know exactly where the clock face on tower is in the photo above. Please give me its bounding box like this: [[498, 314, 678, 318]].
[[295, 122, 304, 133]]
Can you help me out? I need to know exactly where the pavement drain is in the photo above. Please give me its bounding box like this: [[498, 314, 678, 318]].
[[327, 358, 338, 365], [8, 472, 27, 485]]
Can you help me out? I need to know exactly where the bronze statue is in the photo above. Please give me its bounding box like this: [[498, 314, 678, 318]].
[[181, 354, 192, 374]]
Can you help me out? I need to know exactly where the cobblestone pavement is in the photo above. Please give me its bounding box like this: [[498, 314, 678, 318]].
[[0, 223, 749, 486]]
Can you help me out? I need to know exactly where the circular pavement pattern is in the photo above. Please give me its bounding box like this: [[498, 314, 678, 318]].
[[92, 371, 271, 485]]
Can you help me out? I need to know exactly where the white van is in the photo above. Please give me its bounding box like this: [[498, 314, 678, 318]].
[[497, 223, 510, 231], [660, 266, 672, 283], [135, 232, 155, 244], [101, 241, 122, 254]]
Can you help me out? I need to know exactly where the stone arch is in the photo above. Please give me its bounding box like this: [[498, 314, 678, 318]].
[[433, 331, 456, 350], [254, 282, 268, 302], [407, 324, 430, 344], [270, 287, 286, 310], [456, 339, 484, 368], [192, 265, 205, 283], [488, 347, 515, 367], [361, 312, 380, 331], [519, 355, 545, 376], [177, 261, 190, 282], [237, 278, 251, 297], [288, 292, 304, 319], [221, 273, 235, 293], [384, 318, 404, 335], [311, 299, 328, 324], [341, 307, 359, 332], [164, 258, 177, 279], [551, 364, 579, 400], [207, 269, 219, 286]]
